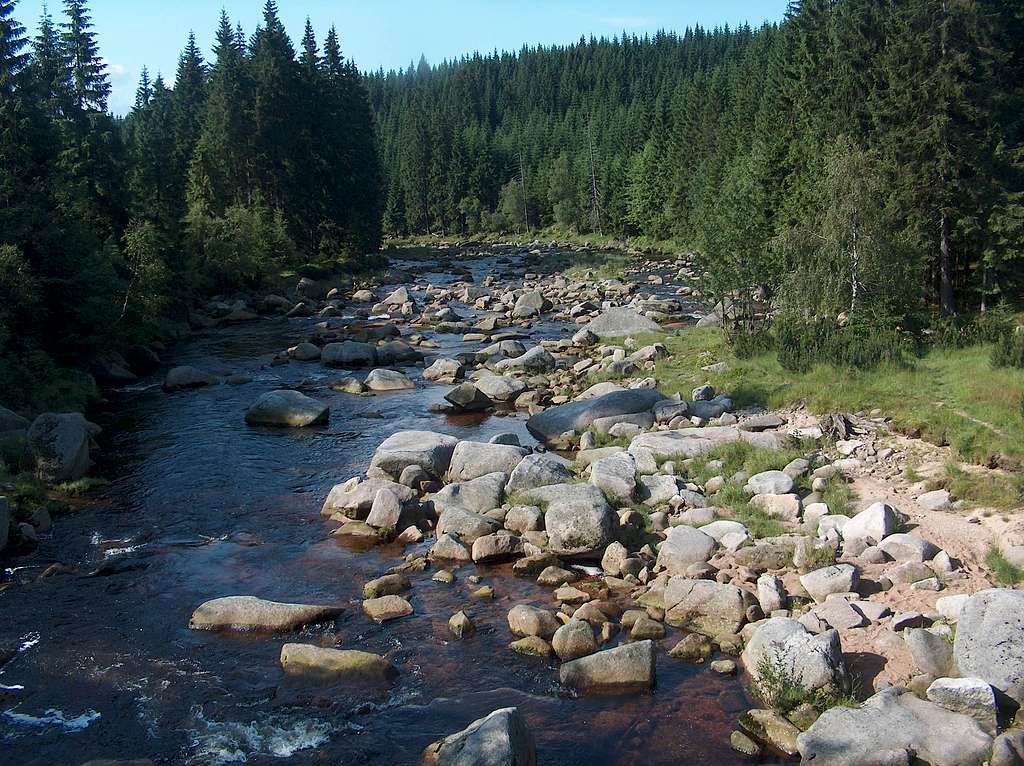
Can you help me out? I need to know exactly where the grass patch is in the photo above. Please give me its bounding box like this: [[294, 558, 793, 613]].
[[584, 431, 631, 450], [933, 463, 1023, 510], [682, 440, 806, 486], [820, 477, 853, 516], [654, 328, 1024, 468], [755, 655, 860, 715], [986, 545, 1024, 584], [713, 484, 786, 539], [0, 465, 65, 521], [54, 477, 110, 495]]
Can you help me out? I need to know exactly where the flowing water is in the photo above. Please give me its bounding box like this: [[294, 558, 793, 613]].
[[0, 247, 770, 765]]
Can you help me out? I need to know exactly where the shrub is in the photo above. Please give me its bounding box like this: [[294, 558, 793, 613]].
[[774, 312, 914, 373], [931, 303, 1015, 348], [991, 329, 1024, 369], [186, 203, 296, 291], [756, 655, 859, 714], [986, 546, 1024, 585]]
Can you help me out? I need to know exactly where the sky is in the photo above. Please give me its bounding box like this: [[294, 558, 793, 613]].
[[15, 0, 789, 115]]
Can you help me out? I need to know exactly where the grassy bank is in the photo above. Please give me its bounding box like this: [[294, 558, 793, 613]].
[[646, 327, 1024, 471]]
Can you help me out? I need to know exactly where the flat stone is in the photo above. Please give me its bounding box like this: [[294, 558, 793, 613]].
[[362, 595, 413, 622], [447, 441, 527, 483], [189, 596, 341, 631], [279, 644, 397, 680], [558, 640, 656, 693]]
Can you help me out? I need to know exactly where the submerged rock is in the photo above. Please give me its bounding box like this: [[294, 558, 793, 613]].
[[188, 596, 341, 631], [163, 365, 217, 391], [279, 644, 397, 680]]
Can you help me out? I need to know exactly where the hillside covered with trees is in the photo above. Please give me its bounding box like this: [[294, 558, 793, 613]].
[[370, 0, 1024, 322], [0, 0, 380, 408]]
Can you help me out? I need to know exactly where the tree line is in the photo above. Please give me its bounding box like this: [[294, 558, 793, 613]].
[[370, 0, 1024, 322], [0, 0, 381, 408]]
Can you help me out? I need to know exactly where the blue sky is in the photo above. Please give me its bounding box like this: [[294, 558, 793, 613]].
[[15, 1, 788, 114]]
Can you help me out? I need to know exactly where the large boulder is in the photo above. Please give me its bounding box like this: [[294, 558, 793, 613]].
[[505, 453, 573, 494], [279, 644, 397, 681], [511, 291, 550, 319], [742, 618, 849, 700], [321, 478, 416, 518], [432, 472, 506, 514], [954, 588, 1024, 706], [518, 483, 614, 558], [447, 441, 527, 483], [424, 707, 536, 766], [494, 346, 555, 374], [663, 577, 747, 637], [629, 427, 788, 461], [800, 564, 860, 603], [656, 526, 717, 575], [589, 451, 637, 506], [163, 365, 217, 391], [744, 470, 795, 496], [424, 358, 465, 384], [526, 389, 666, 445], [188, 596, 342, 631], [582, 307, 660, 339], [474, 375, 527, 402], [322, 341, 377, 367], [796, 687, 993, 766], [437, 507, 502, 544], [364, 369, 415, 392], [27, 412, 97, 482], [369, 431, 459, 480], [840, 502, 901, 546], [558, 640, 656, 693], [244, 390, 328, 427], [507, 604, 561, 639]]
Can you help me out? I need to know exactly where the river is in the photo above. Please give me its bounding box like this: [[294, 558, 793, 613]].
[[0, 247, 767, 765]]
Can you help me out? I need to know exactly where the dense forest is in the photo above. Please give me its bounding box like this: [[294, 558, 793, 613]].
[[370, 0, 1024, 323], [0, 0, 381, 407]]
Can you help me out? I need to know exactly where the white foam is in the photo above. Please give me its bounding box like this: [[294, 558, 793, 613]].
[[2, 708, 100, 733], [185, 707, 333, 765]]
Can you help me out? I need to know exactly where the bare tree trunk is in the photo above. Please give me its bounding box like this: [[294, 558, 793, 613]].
[[939, 210, 956, 315]]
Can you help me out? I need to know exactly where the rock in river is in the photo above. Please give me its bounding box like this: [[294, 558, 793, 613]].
[[244, 390, 329, 427], [279, 644, 397, 681], [559, 640, 656, 693], [517, 483, 614, 558], [188, 596, 342, 631], [369, 430, 459, 480], [163, 365, 217, 391], [364, 368, 416, 391], [526, 389, 666, 445], [362, 595, 413, 622], [27, 412, 98, 482], [663, 577, 747, 638], [447, 441, 527, 483], [423, 707, 537, 766]]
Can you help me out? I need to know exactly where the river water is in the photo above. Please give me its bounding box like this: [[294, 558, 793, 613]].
[[0, 247, 766, 765]]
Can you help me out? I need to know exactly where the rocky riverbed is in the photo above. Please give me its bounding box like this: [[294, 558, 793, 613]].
[[1, 243, 1022, 766]]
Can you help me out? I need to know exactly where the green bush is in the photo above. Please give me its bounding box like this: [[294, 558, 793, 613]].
[[931, 304, 1015, 348], [774, 313, 914, 372], [186, 203, 296, 291], [991, 330, 1024, 369]]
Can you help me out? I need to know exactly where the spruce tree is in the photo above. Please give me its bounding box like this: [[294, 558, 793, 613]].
[[61, 0, 108, 111]]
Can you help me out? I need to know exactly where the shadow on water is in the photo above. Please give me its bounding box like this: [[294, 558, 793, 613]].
[[0, 248, 777, 765]]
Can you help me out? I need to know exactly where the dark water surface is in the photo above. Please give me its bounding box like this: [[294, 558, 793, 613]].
[[0, 249, 767, 765]]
